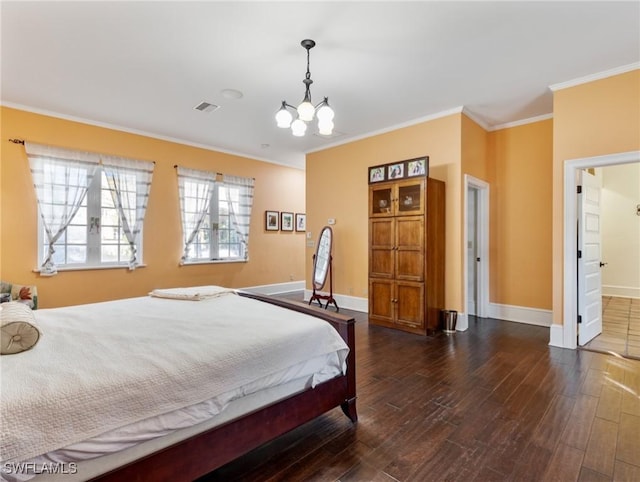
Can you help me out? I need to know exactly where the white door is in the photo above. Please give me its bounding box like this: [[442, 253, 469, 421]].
[[467, 188, 478, 315], [577, 170, 603, 346]]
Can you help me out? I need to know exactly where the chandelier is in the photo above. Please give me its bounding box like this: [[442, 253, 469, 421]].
[[275, 39, 334, 137]]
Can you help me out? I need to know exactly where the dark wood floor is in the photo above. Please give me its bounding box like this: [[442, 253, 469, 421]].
[[201, 299, 640, 482]]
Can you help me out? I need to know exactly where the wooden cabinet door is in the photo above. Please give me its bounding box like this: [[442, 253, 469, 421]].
[[395, 215, 424, 281], [369, 278, 394, 324], [369, 218, 394, 278], [395, 281, 424, 330]]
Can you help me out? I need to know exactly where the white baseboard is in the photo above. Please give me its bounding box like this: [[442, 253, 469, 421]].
[[242, 281, 305, 295], [241, 284, 369, 312], [602, 285, 640, 299], [467, 302, 476, 316], [456, 312, 469, 332], [488, 303, 552, 327], [303, 290, 368, 313], [549, 324, 565, 348]]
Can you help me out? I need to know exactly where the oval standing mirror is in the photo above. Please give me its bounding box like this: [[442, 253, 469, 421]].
[[313, 226, 332, 289], [309, 226, 338, 310]]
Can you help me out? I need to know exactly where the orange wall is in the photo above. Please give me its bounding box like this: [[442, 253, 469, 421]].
[[552, 70, 640, 323], [488, 119, 553, 309], [5, 71, 631, 318], [460, 114, 491, 308], [306, 114, 463, 311], [0, 107, 306, 308], [461, 114, 490, 182], [306, 112, 554, 315]]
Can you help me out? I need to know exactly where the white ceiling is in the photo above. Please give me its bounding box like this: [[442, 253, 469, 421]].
[[2, 1, 639, 170]]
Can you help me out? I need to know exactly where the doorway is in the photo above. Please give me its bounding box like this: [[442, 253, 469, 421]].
[[562, 150, 640, 350], [464, 175, 490, 326], [581, 164, 640, 358], [467, 187, 479, 316]]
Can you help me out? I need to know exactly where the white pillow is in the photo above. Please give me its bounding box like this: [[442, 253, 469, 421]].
[[0, 302, 41, 355]]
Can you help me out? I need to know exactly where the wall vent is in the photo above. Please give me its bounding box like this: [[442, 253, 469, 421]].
[[193, 101, 220, 113]]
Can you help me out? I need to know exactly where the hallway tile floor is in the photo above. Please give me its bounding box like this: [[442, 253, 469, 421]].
[[583, 297, 640, 359]]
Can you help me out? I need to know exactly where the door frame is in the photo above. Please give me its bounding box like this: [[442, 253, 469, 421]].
[[464, 175, 490, 322], [562, 150, 640, 349]]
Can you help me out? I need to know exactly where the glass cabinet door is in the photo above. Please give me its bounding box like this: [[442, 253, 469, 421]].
[[396, 179, 424, 215], [370, 185, 393, 216]]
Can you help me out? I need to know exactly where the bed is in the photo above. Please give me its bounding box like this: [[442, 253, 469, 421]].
[[0, 288, 357, 482]]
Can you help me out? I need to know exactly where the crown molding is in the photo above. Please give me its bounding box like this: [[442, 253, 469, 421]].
[[490, 113, 554, 131], [0, 101, 304, 170], [461, 107, 491, 131], [306, 106, 465, 154], [549, 62, 640, 92]]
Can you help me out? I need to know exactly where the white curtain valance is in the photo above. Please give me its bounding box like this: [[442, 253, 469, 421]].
[[25, 142, 102, 165]]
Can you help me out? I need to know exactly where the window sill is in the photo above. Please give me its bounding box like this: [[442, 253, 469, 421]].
[[33, 264, 147, 275], [180, 259, 248, 266]]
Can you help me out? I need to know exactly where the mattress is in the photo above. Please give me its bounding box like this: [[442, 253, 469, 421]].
[[0, 291, 349, 482], [9, 375, 332, 482]]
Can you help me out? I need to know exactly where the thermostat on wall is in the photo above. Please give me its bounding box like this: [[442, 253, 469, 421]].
[[327, 218, 336, 225]]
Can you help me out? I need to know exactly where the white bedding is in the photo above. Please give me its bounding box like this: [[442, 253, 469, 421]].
[[23, 377, 316, 482], [0, 292, 349, 474], [148, 285, 236, 301]]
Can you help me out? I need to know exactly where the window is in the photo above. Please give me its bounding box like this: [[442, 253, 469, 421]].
[[26, 142, 154, 274], [39, 170, 133, 267], [216, 185, 244, 258], [178, 167, 254, 263]]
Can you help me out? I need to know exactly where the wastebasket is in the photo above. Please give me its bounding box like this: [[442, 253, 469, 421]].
[[442, 310, 458, 334]]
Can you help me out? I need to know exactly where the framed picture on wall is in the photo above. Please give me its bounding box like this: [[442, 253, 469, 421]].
[[368, 165, 386, 184], [388, 162, 405, 180], [406, 156, 429, 177], [265, 210, 279, 231], [281, 212, 294, 231], [295, 213, 306, 232]]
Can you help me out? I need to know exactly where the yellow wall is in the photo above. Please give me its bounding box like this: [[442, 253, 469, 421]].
[[4, 70, 633, 320], [460, 114, 491, 308], [306, 112, 554, 315], [461, 114, 490, 182], [306, 114, 463, 311], [552, 69, 640, 324], [488, 119, 553, 309], [0, 107, 306, 308]]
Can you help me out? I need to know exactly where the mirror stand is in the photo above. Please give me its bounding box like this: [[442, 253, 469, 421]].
[[309, 253, 339, 311]]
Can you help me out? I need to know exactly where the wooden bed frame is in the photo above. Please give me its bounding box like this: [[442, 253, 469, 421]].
[[91, 292, 357, 482]]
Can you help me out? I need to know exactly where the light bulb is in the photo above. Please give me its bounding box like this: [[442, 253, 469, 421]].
[[275, 105, 292, 128], [318, 119, 334, 136], [297, 101, 315, 122], [291, 118, 307, 137], [316, 99, 334, 121]]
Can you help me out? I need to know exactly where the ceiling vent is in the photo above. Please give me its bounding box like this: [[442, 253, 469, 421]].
[[313, 130, 344, 140], [193, 101, 220, 113]]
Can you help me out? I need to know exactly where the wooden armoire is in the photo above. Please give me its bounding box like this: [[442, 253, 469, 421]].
[[368, 162, 445, 336]]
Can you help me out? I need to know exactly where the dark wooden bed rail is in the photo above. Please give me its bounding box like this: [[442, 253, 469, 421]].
[[91, 292, 357, 482]]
